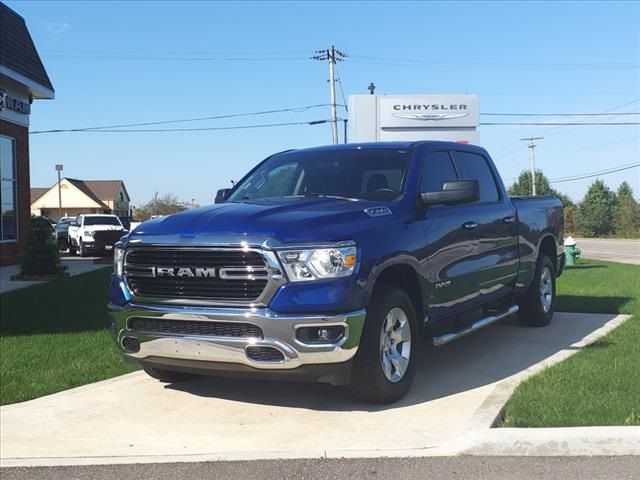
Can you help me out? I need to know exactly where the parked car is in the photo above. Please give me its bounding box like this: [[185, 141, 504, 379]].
[[108, 142, 564, 403], [68, 214, 127, 257], [54, 216, 75, 251]]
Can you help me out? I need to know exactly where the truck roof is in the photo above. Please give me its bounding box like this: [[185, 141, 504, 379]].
[[284, 141, 487, 154]]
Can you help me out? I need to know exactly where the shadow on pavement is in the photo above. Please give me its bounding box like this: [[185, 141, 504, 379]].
[[166, 311, 620, 412]]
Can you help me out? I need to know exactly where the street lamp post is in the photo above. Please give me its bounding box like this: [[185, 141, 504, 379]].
[[55, 164, 63, 220]]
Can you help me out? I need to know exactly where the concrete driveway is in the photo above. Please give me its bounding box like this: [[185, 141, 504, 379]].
[[0, 258, 108, 294], [0, 312, 629, 466]]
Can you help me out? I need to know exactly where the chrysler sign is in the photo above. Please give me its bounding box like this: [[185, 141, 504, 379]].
[[379, 95, 479, 129]]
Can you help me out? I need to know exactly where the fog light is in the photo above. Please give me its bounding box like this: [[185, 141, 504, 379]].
[[121, 336, 140, 353], [296, 326, 344, 344]]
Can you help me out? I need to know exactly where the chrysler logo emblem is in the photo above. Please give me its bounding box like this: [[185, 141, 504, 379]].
[[392, 112, 470, 121]]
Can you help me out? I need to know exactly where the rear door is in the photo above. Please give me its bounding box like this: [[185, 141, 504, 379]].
[[420, 150, 479, 319], [451, 150, 518, 305]]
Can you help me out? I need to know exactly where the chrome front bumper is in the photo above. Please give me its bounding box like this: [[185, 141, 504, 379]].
[[109, 303, 366, 371]]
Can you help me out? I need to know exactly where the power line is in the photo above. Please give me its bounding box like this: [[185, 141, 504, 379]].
[[29, 120, 331, 134], [30, 105, 341, 134], [481, 121, 640, 126], [334, 61, 349, 112], [482, 111, 639, 117], [549, 163, 640, 184], [539, 99, 640, 138], [43, 49, 309, 55], [491, 99, 640, 155], [348, 54, 640, 70]]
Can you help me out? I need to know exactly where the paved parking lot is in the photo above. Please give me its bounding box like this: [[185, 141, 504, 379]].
[[0, 312, 628, 466], [575, 238, 640, 265]]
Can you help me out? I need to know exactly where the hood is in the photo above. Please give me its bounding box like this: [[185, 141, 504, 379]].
[[130, 197, 398, 244]]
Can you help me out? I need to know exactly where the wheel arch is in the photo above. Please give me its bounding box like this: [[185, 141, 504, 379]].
[[539, 234, 557, 266], [369, 263, 426, 330]]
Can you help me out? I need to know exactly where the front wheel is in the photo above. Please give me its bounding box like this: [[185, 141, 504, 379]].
[[349, 284, 419, 404], [518, 254, 556, 327]]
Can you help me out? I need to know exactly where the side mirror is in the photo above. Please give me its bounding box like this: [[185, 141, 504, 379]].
[[215, 188, 231, 204], [421, 180, 479, 206]]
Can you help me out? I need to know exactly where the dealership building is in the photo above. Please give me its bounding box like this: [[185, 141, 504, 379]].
[[0, 2, 54, 265]]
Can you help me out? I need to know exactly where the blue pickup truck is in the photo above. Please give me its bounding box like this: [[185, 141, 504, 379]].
[[109, 141, 564, 403]]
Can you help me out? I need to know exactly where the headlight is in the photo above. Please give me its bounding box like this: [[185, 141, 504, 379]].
[[113, 246, 124, 277], [84, 231, 95, 238], [277, 245, 357, 282]]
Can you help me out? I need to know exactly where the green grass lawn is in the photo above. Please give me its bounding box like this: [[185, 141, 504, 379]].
[[502, 259, 640, 427], [0, 268, 136, 405]]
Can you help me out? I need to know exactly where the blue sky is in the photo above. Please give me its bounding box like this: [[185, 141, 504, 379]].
[[9, 0, 640, 206]]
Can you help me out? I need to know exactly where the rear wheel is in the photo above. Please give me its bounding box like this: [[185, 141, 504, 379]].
[[143, 366, 195, 383], [518, 254, 556, 327], [349, 284, 419, 404]]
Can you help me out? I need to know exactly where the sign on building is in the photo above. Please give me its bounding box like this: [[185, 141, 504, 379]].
[[348, 94, 480, 144]]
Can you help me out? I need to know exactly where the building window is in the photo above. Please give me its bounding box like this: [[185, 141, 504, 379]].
[[0, 136, 17, 241]]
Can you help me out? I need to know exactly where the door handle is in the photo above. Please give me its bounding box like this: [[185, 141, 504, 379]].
[[463, 221, 479, 230], [503, 216, 515, 224]]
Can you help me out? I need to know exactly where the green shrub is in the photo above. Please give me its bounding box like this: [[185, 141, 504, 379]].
[[20, 217, 64, 276]]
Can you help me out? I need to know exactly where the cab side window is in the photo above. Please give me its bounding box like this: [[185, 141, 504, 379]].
[[421, 151, 458, 193], [453, 151, 500, 203]]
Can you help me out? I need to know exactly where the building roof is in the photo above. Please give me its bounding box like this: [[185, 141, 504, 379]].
[[65, 179, 110, 209], [0, 2, 54, 93], [31, 179, 129, 210], [80, 180, 130, 203], [30, 187, 48, 204]]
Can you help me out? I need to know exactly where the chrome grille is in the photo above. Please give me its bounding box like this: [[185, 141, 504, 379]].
[[124, 248, 269, 302], [129, 317, 263, 339]]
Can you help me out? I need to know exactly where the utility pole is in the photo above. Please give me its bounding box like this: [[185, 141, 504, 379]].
[[520, 137, 543, 196], [312, 46, 346, 144], [55, 164, 63, 220]]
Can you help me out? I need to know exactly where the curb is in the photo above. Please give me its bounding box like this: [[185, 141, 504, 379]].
[[456, 426, 640, 456]]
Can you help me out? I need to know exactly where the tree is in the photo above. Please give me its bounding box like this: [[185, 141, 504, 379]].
[[508, 169, 574, 207], [20, 217, 65, 276], [577, 180, 617, 237], [134, 193, 191, 221], [613, 182, 640, 238]]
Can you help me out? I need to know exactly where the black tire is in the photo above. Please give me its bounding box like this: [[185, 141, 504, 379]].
[[68, 243, 77, 256], [349, 284, 419, 404], [518, 254, 556, 327], [143, 366, 195, 383], [78, 240, 86, 257]]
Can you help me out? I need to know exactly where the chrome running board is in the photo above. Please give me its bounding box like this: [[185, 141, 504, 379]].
[[432, 305, 519, 347]]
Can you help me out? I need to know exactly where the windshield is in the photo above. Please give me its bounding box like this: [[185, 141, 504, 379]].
[[227, 148, 411, 202], [83, 216, 122, 226]]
